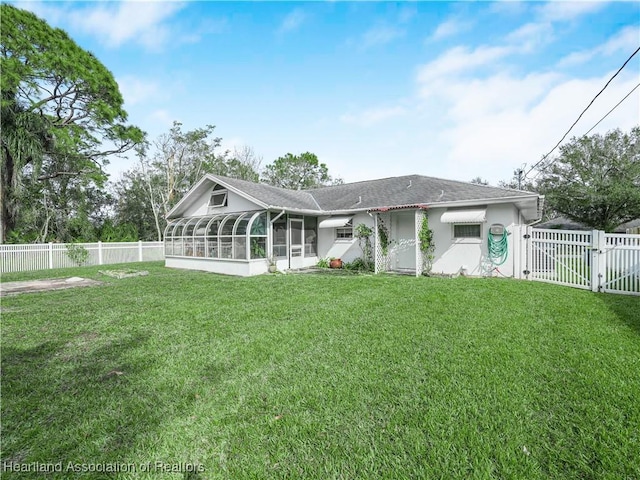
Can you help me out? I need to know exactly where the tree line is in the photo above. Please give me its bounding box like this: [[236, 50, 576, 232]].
[[2, 4, 638, 244]]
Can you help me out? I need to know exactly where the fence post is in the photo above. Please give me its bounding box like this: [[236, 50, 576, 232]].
[[138, 240, 143, 262], [524, 226, 532, 280], [48, 242, 53, 269], [98, 241, 103, 265], [590, 230, 605, 292]]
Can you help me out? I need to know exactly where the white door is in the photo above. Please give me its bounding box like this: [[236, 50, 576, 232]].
[[395, 212, 416, 270], [289, 219, 304, 269]]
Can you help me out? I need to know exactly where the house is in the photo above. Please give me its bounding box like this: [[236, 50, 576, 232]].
[[164, 174, 544, 277]]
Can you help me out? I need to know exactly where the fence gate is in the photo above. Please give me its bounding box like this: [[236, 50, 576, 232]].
[[602, 233, 640, 294], [522, 227, 640, 295], [527, 228, 592, 290]]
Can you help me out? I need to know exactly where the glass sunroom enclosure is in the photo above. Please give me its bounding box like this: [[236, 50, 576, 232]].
[[164, 211, 268, 260]]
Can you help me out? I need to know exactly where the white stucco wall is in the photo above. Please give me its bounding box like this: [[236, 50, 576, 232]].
[[317, 212, 373, 263], [182, 187, 262, 217], [429, 203, 520, 276], [166, 257, 269, 276]]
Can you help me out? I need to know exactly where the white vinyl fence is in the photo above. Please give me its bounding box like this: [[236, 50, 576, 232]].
[[518, 227, 640, 296], [0, 241, 164, 274]]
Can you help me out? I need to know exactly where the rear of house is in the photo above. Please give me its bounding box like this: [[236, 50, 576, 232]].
[[164, 174, 543, 277]]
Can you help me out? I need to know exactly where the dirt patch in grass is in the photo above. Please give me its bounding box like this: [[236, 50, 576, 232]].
[[0, 277, 102, 297]]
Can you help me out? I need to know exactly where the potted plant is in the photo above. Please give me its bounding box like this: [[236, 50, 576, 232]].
[[329, 258, 343, 269]]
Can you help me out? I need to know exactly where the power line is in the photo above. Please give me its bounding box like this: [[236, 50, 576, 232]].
[[583, 82, 640, 136], [524, 45, 640, 179], [530, 80, 640, 181]]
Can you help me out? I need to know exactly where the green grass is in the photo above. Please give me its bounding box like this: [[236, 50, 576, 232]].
[[2, 262, 639, 479]]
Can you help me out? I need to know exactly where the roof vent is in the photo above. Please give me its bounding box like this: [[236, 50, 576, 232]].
[[356, 195, 362, 204], [438, 190, 444, 200], [407, 180, 412, 189]]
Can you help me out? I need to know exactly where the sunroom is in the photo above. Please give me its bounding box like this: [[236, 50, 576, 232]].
[[164, 210, 320, 276]]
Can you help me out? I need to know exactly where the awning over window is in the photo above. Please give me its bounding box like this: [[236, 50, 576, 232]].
[[440, 209, 486, 224], [318, 216, 353, 229]]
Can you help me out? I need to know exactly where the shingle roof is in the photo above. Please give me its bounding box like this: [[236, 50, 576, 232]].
[[214, 175, 320, 210], [208, 173, 539, 213], [308, 174, 536, 211]]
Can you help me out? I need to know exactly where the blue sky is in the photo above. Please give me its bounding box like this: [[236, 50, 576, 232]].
[[15, 1, 640, 185]]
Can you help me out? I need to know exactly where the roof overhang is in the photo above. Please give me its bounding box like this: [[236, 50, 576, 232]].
[[167, 175, 269, 219], [440, 208, 487, 224]]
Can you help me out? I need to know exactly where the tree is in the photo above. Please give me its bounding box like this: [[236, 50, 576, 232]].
[[115, 123, 264, 240], [537, 127, 640, 232], [470, 177, 489, 185], [223, 145, 262, 182], [0, 4, 144, 242], [261, 152, 342, 190]]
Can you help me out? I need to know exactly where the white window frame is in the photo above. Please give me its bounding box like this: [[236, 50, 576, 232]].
[[336, 220, 353, 240], [208, 189, 228, 208]]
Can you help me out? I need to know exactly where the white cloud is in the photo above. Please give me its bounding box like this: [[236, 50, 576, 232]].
[[506, 22, 554, 52], [417, 45, 515, 87], [428, 18, 472, 42], [278, 8, 306, 34], [537, 1, 608, 22], [558, 25, 640, 67], [117, 76, 163, 107], [341, 106, 407, 127], [67, 2, 186, 50], [359, 25, 405, 49]]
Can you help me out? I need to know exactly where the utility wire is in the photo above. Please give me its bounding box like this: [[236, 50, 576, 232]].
[[524, 45, 640, 179], [530, 80, 640, 181], [583, 81, 640, 136]]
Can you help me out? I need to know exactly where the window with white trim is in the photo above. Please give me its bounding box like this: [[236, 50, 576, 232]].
[[453, 224, 481, 238], [208, 184, 228, 208], [336, 220, 353, 240]]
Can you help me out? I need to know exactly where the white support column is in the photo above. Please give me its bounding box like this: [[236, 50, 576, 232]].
[[415, 209, 422, 277], [138, 240, 143, 262], [373, 213, 379, 274], [525, 226, 533, 280], [98, 241, 103, 265], [48, 242, 53, 269]]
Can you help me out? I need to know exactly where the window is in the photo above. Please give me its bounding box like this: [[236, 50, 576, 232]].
[[336, 220, 353, 240], [454, 224, 481, 239], [208, 184, 228, 208]]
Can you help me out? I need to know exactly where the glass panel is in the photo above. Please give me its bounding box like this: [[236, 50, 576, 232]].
[[234, 237, 247, 259], [172, 219, 187, 237], [250, 212, 267, 235], [207, 238, 218, 258], [164, 220, 179, 239], [174, 238, 183, 256], [164, 239, 173, 256], [194, 239, 205, 257], [454, 224, 481, 238], [220, 238, 233, 258], [184, 238, 194, 256], [250, 238, 267, 259], [221, 215, 237, 235], [235, 216, 249, 235], [183, 218, 199, 236], [207, 217, 221, 236], [273, 219, 287, 258], [291, 221, 302, 245], [194, 217, 209, 236], [304, 217, 317, 256]]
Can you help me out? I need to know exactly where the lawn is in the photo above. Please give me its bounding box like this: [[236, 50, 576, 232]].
[[1, 262, 639, 479]]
